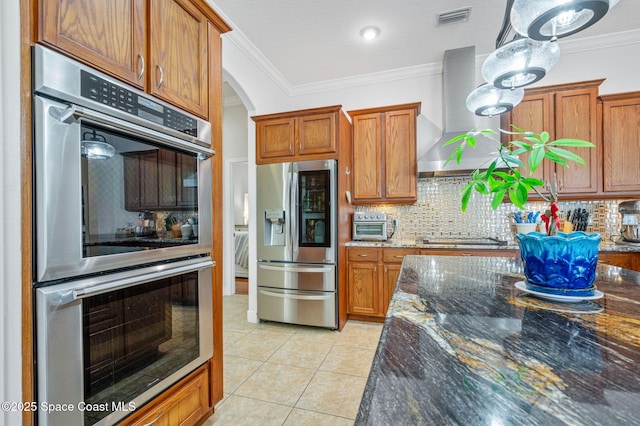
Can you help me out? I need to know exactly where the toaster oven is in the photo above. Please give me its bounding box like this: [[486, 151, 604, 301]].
[[352, 212, 388, 241]]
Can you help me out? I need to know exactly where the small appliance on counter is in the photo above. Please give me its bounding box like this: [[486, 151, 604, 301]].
[[618, 200, 640, 243], [353, 212, 388, 241]]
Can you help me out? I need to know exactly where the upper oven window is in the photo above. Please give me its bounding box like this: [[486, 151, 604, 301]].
[[81, 123, 199, 258]]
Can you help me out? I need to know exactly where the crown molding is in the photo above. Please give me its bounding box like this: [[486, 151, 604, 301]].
[[213, 0, 640, 99], [558, 28, 640, 54]]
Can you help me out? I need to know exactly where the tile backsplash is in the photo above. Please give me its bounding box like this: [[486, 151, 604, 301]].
[[355, 177, 628, 245]]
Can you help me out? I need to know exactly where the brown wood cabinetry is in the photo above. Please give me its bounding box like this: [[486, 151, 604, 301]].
[[347, 248, 382, 317], [382, 248, 419, 310], [38, 0, 230, 118], [600, 92, 640, 195], [599, 252, 640, 272], [253, 105, 345, 164], [420, 248, 519, 257], [124, 150, 198, 210], [120, 363, 209, 426], [501, 80, 602, 197], [348, 103, 421, 204], [346, 247, 419, 321]]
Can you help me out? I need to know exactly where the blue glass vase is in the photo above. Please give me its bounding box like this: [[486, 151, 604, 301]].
[[516, 231, 602, 297]]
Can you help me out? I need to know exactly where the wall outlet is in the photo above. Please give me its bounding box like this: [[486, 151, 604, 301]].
[[392, 218, 398, 228]]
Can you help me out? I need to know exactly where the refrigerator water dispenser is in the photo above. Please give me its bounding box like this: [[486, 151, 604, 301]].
[[264, 209, 286, 246]]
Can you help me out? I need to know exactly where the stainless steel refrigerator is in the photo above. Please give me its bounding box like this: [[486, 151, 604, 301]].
[[257, 159, 337, 329]]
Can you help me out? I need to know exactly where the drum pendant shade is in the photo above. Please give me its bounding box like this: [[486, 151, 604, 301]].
[[511, 0, 611, 41], [482, 38, 560, 89]]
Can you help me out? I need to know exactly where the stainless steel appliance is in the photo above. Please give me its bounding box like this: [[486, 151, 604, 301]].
[[33, 45, 213, 283], [257, 160, 337, 329], [35, 258, 213, 426], [32, 46, 215, 426], [352, 211, 388, 241], [619, 200, 640, 243]]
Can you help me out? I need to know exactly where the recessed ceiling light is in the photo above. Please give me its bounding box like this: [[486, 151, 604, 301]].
[[360, 26, 380, 41]]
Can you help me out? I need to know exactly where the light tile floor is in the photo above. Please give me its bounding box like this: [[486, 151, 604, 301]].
[[203, 294, 383, 426]]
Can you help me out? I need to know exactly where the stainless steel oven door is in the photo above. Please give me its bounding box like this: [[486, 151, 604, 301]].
[[35, 257, 214, 426], [34, 95, 213, 282]]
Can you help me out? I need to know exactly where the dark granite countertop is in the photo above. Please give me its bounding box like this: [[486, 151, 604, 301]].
[[356, 255, 640, 425]]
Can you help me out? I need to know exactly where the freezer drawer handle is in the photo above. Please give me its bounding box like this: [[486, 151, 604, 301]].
[[259, 264, 332, 273], [259, 289, 333, 301]]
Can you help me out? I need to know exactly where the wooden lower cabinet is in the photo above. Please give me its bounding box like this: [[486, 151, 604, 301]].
[[121, 363, 210, 426], [346, 247, 419, 321], [599, 252, 640, 272]]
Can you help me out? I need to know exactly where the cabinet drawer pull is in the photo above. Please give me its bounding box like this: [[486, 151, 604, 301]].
[[142, 411, 162, 426], [137, 53, 145, 80], [156, 64, 164, 89], [358, 254, 369, 257], [394, 255, 404, 258]]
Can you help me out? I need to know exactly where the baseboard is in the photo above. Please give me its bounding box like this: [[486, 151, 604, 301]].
[[247, 309, 258, 324]]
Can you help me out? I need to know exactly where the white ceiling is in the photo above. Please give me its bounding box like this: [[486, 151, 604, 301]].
[[211, 0, 639, 93]]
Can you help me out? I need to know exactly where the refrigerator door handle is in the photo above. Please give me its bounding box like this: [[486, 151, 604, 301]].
[[259, 263, 333, 273], [259, 289, 333, 301], [290, 163, 299, 255]]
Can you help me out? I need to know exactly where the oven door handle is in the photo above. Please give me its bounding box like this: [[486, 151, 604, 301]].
[[56, 104, 215, 158], [63, 259, 215, 304]]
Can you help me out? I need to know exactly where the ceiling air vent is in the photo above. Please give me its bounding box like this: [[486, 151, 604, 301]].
[[437, 7, 472, 26]]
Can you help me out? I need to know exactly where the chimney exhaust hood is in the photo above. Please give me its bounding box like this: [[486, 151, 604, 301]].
[[418, 46, 501, 177]]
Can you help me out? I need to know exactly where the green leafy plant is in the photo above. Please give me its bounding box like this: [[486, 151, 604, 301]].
[[444, 127, 594, 235]]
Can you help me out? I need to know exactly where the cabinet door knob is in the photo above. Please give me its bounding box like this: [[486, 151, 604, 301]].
[[156, 65, 164, 89], [137, 54, 145, 81]]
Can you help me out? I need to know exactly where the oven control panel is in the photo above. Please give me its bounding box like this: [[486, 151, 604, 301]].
[[80, 70, 197, 137]]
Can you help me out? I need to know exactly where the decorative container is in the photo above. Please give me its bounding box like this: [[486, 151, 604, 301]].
[[516, 231, 602, 297]]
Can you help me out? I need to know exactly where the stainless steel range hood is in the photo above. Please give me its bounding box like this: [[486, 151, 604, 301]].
[[418, 46, 500, 177]]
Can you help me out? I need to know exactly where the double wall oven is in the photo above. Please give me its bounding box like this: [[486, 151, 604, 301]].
[[32, 45, 214, 425]]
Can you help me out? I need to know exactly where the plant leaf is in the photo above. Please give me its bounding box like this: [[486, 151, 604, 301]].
[[548, 146, 587, 165], [548, 138, 595, 148], [539, 131, 550, 143], [443, 133, 468, 146], [543, 150, 568, 166], [460, 183, 474, 212], [521, 177, 545, 186], [491, 189, 507, 209], [528, 146, 545, 173]]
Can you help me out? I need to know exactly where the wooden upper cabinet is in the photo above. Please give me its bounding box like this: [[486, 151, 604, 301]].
[[600, 92, 640, 194], [149, 0, 209, 118], [501, 80, 602, 198], [385, 109, 417, 199], [39, 0, 147, 89], [38, 0, 231, 119], [349, 103, 421, 204], [298, 113, 337, 155], [253, 106, 342, 164], [503, 93, 553, 186], [352, 113, 382, 200], [554, 86, 599, 194]]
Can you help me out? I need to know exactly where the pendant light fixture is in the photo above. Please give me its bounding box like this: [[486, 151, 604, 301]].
[[466, 84, 524, 117], [81, 130, 116, 160], [482, 38, 560, 90], [510, 0, 612, 42]]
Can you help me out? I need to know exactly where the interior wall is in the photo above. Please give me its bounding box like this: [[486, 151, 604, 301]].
[[232, 163, 248, 225], [0, 0, 24, 422]]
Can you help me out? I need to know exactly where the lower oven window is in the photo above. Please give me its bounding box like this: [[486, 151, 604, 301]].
[[82, 272, 199, 425]]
